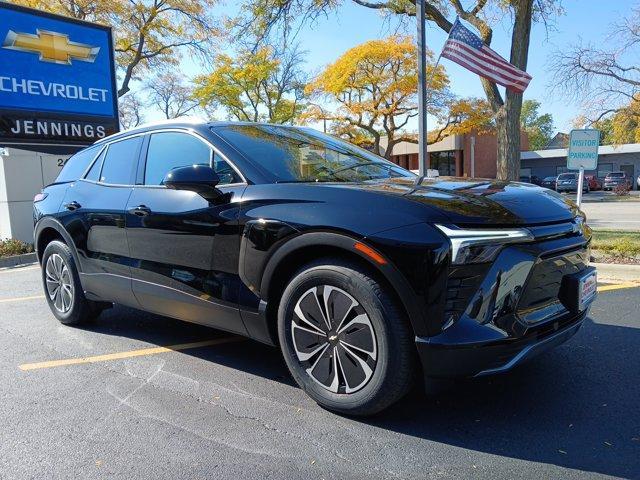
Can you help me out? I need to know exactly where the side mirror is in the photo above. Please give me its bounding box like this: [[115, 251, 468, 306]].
[[163, 165, 220, 200]]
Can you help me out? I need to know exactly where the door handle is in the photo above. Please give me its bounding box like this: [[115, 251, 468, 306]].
[[129, 205, 151, 217], [64, 201, 81, 211]]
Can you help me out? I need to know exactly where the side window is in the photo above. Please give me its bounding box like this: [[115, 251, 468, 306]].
[[55, 145, 100, 183], [144, 132, 242, 185], [213, 151, 242, 185], [84, 147, 106, 182], [99, 136, 143, 185]]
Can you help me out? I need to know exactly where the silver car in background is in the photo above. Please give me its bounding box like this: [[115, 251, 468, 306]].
[[556, 172, 589, 193]]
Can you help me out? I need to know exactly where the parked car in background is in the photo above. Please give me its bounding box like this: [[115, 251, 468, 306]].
[[584, 174, 602, 191], [603, 172, 631, 191], [541, 176, 557, 190], [556, 172, 589, 193], [519, 174, 542, 186]]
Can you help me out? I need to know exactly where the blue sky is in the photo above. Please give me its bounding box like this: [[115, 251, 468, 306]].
[[169, 0, 637, 134]]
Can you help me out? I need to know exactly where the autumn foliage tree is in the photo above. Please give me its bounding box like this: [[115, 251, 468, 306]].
[[237, 0, 560, 180], [429, 97, 495, 143], [193, 46, 306, 124], [13, 0, 220, 97], [304, 36, 450, 158]]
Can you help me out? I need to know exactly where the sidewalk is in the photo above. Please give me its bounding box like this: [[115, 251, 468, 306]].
[[593, 262, 640, 282]]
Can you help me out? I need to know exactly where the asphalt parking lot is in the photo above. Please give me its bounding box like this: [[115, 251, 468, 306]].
[[1, 265, 639, 479]]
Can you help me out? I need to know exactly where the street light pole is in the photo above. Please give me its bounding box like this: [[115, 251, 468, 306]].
[[416, 0, 428, 177]]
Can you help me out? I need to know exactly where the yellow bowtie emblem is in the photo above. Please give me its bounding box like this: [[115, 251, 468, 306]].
[[2, 29, 99, 65]]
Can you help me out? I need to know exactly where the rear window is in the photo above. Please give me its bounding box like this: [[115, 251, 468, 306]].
[[557, 173, 576, 180], [607, 172, 624, 178], [55, 146, 101, 183], [99, 136, 143, 184], [543, 176, 556, 181]]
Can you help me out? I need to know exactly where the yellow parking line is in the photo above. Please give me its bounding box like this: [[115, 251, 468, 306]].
[[19, 337, 244, 371], [0, 295, 45, 303], [598, 282, 640, 292], [0, 266, 40, 274]]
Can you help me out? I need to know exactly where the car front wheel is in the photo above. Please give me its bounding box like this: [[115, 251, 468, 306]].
[[278, 258, 414, 416]]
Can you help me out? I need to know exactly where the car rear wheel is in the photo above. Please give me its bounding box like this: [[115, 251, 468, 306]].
[[277, 258, 414, 416], [41, 240, 103, 325]]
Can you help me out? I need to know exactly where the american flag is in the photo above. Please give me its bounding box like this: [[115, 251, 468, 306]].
[[441, 19, 532, 93]]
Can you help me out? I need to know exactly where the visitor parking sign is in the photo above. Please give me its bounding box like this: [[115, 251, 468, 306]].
[[567, 129, 600, 171]]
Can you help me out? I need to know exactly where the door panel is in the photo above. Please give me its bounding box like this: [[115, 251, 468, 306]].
[[59, 180, 135, 305], [125, 185, 248, 334]]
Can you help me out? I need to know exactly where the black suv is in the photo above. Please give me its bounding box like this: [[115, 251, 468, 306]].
[[34, 121, 597, 415]]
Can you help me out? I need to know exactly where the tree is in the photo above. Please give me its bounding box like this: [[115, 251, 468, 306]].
[[429, 97, 495, 143], [118, 93, 145, 129], [193, 46, 306, 123], [550, 5, 640, 126], [236, 0, 560, 180], [520, 99, 554, 149], [146, 72, 199, 119], [580, 101, 640, 145], [13, 0, 220, 97], [303, 36, 450, 158]]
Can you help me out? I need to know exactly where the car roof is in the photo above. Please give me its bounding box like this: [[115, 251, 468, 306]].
[[93, 118, 307, 147]]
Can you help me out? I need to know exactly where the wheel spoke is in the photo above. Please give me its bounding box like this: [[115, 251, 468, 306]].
[[53, 288, 63, 311], [324, 285, 358, 332], [305, 344, 339, 392], [49, 285, 59, 301], [313, 287, 332, 331], [337, 342, 374, 394], [45, 257, 57, 281], [53, 254, 63, 278], [292, 326, 328, 361], [294, 302, 326, 335]]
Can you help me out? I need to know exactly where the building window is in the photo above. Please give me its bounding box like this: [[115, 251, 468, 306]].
[[556, 166, 569, 175], [430, 151, 456, 176], [597, 163, 613, 178]]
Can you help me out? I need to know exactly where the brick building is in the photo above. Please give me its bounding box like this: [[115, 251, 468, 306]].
[[382, 132, 530, 177]]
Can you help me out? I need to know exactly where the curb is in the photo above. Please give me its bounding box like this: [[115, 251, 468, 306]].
[[0, 252, 38, 269], [593, 262, 640, 282]]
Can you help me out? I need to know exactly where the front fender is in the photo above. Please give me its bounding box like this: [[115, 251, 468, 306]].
[[253, 229, 441, 338]]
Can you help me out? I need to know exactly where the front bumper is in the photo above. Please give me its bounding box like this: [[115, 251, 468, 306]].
[[416, 308, 587, 378], [415, 228, 594, 379]]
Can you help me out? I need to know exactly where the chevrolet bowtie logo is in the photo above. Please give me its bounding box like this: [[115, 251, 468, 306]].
[[2, 29, 99, 65]]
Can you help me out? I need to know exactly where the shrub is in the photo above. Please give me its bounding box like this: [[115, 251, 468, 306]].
[[0, 238, 34, 258], [613, 183, 630, 196]]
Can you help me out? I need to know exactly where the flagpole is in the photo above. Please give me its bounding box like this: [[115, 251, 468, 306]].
[[416, 0, 428, 178]]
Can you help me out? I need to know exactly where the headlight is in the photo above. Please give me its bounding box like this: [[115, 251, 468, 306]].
[[435, 224, 534, 265]]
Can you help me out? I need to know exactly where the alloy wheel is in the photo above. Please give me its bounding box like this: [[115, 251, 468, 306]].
[[45, 253, 74, 313], [291, 285, 377, 394]]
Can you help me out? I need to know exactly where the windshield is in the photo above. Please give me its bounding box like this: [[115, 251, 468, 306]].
[[607, 172, 624, 178], [544, 176, 556, 181], [557, 173, 576, 180], [213, 124, 415, 183]]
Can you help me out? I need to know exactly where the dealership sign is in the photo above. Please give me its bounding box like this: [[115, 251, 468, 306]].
[[0, 3, 118, 145], [567, 129, 600, 171]]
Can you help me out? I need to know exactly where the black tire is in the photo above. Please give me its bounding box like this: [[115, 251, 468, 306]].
[[41, 240, 102, 325], [277, 258, 414, 416]]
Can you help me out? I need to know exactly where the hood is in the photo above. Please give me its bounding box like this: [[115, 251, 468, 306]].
[[327, 177, 578, 227]]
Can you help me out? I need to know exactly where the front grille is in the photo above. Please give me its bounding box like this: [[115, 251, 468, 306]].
[[445, 263, 489, 326], [517, 247, 588, 323]]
